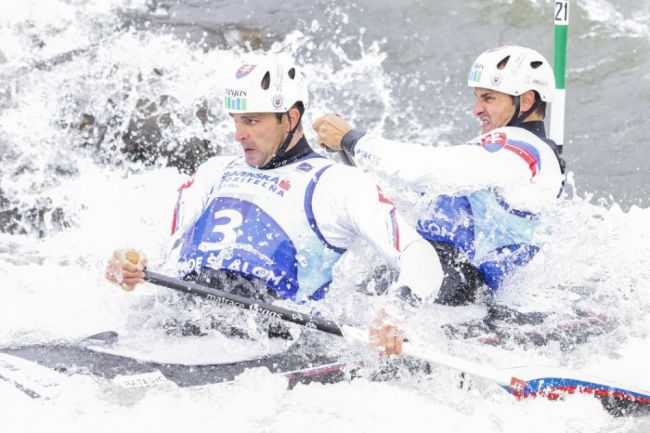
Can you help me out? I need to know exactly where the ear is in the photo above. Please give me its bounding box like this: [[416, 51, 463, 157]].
[[285, 106, 302, 129], [520, 90, 537, 112]]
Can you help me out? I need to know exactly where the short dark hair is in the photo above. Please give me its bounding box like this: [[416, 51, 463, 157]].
[[535, 99, 547, 118], [274, 101, 305, 122], [510, 92, 546, 118]]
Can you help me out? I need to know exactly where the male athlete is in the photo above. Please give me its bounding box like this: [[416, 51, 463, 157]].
[[314, 46, 566, 306], [106, 59, 443, 354]]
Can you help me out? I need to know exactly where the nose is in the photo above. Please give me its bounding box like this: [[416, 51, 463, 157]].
[[234, 122, 247, 143], [472, 98, 484, 117]]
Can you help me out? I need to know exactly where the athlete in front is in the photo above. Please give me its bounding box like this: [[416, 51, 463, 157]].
[[106, 59, 443, 354]]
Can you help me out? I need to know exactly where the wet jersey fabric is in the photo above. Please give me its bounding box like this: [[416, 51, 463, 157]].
[[168, 152, 427, 303], [175, 155, 340, 302], [416, 189, 540, 290], [352, 123, 564, 294]]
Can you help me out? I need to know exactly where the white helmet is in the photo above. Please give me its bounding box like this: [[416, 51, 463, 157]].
[[467, 46, 555, 102], [223, 59, 309, 113]]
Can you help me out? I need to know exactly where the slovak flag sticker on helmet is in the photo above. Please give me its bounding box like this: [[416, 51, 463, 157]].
[[236, 64, 256, 79]]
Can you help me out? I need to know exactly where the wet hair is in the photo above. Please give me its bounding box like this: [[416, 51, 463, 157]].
[[509, 91, 547, 119], [274, 101, 305, 123], [536, 100, 547, 118]]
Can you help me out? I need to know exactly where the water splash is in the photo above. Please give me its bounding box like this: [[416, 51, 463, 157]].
[[1, 1, 649, 432]]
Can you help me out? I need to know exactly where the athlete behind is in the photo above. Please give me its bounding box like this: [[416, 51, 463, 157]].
[[105, 58, 443, 355], [313, 46, 566, 305]]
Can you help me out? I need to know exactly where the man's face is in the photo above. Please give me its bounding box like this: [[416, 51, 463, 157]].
[[472, 88, 515, 134], [231, 112, 286, 167]]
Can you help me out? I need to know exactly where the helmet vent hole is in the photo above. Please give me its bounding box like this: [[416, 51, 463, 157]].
[[288, 67, 296, 79], [497, 56, 510, 70], [261, 71, 271, 90], [530, 61, 543, 69]]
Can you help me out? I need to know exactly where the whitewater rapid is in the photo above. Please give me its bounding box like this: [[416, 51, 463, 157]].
[[1, 1, 649, 432]]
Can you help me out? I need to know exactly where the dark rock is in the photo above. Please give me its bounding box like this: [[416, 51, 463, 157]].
[[120, 95, 219, 174], [118, 8, 272, 51], [0, 189, 71, 237]]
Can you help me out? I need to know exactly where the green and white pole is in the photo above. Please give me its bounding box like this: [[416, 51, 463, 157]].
[[550, 0, 569, 151]]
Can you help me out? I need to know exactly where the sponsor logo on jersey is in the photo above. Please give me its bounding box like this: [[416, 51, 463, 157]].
[[222, 170, 290, 197], [279, 179, 291, 191], [236, 64, 256, 79], [357, 149, 381, 165], [296, 162, 313, 172], [179, 255, 285, 289]]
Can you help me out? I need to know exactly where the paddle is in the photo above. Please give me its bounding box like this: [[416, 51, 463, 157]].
[[139, 267, 650, 416]]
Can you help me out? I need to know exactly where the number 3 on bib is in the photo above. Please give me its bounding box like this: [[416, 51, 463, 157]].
[[198, 209, 243, 252]]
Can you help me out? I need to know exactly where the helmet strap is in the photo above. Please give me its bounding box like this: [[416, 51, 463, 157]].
[[507, 95, 542, 127], [277, 104, 304, 155], [260, 105, 304, 169], [506, 96, 522, 127]]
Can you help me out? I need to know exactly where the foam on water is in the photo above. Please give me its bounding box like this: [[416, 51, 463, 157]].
[[580, 0, 650, 38], [1, 0, 649, 432]]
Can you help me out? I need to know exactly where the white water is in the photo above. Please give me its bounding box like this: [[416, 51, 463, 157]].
[[1, 1, 650, 432]]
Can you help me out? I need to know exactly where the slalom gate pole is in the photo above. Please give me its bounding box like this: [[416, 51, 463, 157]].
[[550, 0, 570, 151]]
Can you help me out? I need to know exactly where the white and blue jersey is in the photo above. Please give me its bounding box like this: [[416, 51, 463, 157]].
[[350, 122, 564, 292], [416, 189, 541, 290], [167, 151, 441, 303]]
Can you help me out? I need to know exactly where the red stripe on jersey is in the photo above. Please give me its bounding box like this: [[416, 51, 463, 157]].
[[376, 185, 394, 205], [377, 185, 400, 251], [503, 144, 538, 177], [171, 177, 196, 235]]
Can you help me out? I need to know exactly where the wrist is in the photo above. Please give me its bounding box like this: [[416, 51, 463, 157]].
[[389, 285, 422, 309], [378, 285, 421, 326], [341, 129, 366, 158]]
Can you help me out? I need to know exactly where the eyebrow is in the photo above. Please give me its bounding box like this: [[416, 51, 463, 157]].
[[476, 90, 495, 99], [232, 114, 262, 121]]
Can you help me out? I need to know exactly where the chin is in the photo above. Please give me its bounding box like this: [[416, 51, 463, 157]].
[[482, 123, 497, 134]]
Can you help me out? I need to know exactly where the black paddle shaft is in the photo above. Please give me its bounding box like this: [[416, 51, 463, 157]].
[[144, 270, 344, 337]]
